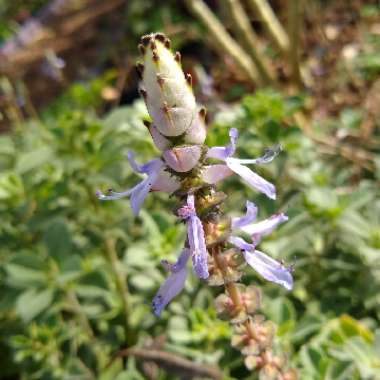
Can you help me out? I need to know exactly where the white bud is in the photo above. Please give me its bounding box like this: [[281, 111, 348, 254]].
[[140, 33, 198, 137]]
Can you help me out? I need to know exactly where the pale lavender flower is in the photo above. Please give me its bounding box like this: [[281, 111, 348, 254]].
[[228, 201, 292, 290], [96, 151, 179, 216], [229, 236, 293, 290], [152, 249, 191, 316], [178, 194, 209, 279], [232, 201, 288, 244], [204, 128, 281, 199], [231, 201, 258, 229]]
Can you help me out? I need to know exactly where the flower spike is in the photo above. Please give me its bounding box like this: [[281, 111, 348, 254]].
[[97, 33, 296, 376]]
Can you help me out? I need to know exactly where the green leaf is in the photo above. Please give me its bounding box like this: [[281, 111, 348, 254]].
[[16, 146, 54, 174], [130, 272, 156, 291], [5, 263, 46, 289], [16, 288, 54, 322], [43, 218, 73, 260], [0, 172, 23, 200]]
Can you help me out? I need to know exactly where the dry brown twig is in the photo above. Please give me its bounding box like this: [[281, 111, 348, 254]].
[[247, 0, 290, 54], [223, 0, 275, 85], [185, 0, 262, 85], [0, 0, 126, 77], [114, 347, 223, 379]]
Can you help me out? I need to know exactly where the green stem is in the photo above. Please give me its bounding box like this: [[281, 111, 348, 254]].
[[104, 236, 133, 345]]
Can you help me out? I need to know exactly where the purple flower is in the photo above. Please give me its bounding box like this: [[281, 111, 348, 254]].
[[231, 200, 258, 229], [178, 194, 209, 279], [96, 151, 179, 216], [229, 236, 293, 290], [204, 128, 281, 199], [152, 249, 191, 316], [232, 201, 288, 245], [228, 201, 292, 290]]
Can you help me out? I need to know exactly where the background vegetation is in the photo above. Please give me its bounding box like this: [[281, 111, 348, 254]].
[[0, 0, 379, 379]]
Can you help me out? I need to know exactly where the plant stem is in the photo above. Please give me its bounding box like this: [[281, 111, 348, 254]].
[[67, 290, 95, 338], [224, 0, 275, 86], [185, 0, 262, 86], [288, 0, 303, 89], [247, 0, 290, 54], [104, 236, 132, 345]]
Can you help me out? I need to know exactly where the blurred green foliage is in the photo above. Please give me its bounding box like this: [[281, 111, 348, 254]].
[[1, 77, 379, 379]]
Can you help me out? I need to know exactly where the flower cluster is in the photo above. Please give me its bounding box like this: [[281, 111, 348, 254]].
[[97, 33, 295, 377]]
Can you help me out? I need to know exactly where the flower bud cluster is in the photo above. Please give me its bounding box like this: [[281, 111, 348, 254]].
[[97, 33, 296, 378], [138, 33, 207, 177]]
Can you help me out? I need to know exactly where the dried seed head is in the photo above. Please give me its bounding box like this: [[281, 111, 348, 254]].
[[215, 293, 235, 319]]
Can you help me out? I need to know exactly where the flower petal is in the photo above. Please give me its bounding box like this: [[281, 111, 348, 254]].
[[127, 150, 144, 173], [97, 155, 163, 215], [151, 169, 180, 193], [201, 164, 233, 184], [231, 201, 258, 229], [243, 249, 293, 290], [228, 235, 254, 251], [152, 249, 190, 316], [235, 144, 282, 165], [239, 213, 288, 237], [188, 213, 209, 279], [183, 194, 209, 279], [163, 145, 201, 172], [127, 152, 163, 174], [129, 178, 153, 216], [206, 128, 238, 160], [148, 124, 170, 151], [226, 157, 276, 199], [96, 187, 134, 201], [184, 110, 207, 144]]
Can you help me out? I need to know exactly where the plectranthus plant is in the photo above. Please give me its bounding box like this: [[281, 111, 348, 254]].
[[97, 33, 297, 379]]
